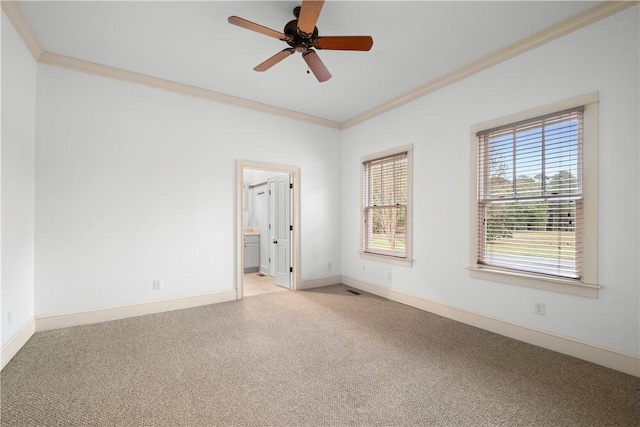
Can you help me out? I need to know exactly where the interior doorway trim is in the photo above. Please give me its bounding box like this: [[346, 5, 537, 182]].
[[236, 160, 300, 299]]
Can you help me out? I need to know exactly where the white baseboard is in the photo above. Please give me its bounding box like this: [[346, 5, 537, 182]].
[[36, 289, 237, 332], [342, 275, 640, 377], [6, 280, 638, 377], [1, 318, 36, 370], [299, 275, 342, 290]]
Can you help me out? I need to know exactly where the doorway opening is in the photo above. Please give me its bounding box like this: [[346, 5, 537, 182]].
[[236, 160, 299, 299]]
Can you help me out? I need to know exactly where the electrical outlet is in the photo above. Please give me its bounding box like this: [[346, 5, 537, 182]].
[[7, 310, 13, 326], [362, 265, 366, 273], [387, 272, 393, 281], [153, 280, 162, 290], [535, 302, 545, 316], [328, 262, 332, 270]]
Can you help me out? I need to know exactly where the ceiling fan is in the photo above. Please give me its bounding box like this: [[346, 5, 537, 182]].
[[228, 0, 373, 82]]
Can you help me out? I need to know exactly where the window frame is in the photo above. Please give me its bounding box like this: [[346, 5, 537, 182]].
[[361, 144, 413, 267], [469, 93, 600, 298]]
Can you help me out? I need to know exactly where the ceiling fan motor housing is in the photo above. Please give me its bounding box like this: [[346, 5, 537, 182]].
[[284, 19, 319, 52]]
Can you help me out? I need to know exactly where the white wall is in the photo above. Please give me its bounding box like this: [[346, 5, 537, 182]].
[[341, 7, 639, 356], [1, 12, 37, 347], [35, 64, 341, 316], [244, 169, 288, 186]]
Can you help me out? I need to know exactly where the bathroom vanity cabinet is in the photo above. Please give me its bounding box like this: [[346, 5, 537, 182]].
[[243, 234, 260, 273]]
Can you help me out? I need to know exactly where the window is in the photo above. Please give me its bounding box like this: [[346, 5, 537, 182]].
[[470, 93, 599, 297], [362, 145, 412, 265], [478, 107, 583, 278]]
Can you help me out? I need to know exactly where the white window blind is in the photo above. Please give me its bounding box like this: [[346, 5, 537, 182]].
[[477, 108, 583, 279], [363, 152, 408, 258]]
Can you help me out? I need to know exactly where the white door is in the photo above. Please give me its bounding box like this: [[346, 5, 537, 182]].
[[254, 185, 270, 274], [267, 180, 276, 277], [273, 174, 292, 288]]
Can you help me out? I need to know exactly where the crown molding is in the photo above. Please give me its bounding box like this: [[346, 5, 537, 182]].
[[3, 0, 636, 130], [2, 0, 339, 129], [1, 0, 44, 60], [38, 52, 341, 129], [341, 1, 639, 129]]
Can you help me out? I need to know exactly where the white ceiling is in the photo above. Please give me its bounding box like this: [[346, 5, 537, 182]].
[[19, 1, 598, 123]]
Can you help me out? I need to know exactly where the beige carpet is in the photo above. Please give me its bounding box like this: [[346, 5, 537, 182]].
[[1, 285, 638, 426]]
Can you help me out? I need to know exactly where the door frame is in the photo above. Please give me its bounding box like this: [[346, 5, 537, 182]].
[[236, 160, 300, 299]]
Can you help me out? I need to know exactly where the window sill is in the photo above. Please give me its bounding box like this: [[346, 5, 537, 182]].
[[468, 266, 600, 298], [360, 252, 413, 267]]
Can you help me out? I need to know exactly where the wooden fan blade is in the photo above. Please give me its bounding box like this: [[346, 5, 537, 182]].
[[302, 50, 331, 82], [297, 0, 324, 37], [314, 36, 373, 51], [228, 16, 289, 40], [254, 49, 295, 72]]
